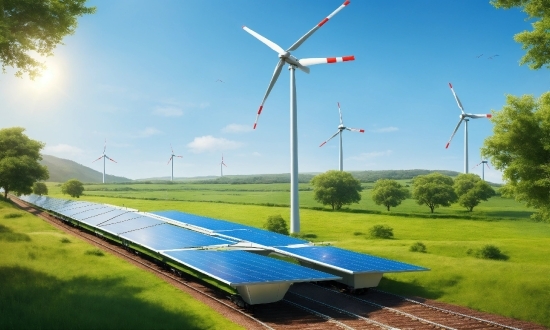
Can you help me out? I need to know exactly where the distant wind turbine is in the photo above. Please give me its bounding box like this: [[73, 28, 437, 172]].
[[167, 144, 182, 182], [473, 160, 490, 181], [243, 0, 354, 233], [220, 154, 227, 177], [319, 102, 364, 171], [445, 83, 492, 173], [92, 139, 117, 184]]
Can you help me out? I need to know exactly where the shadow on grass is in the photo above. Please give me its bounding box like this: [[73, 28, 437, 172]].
[[0, 224, 31, 242], [0, 266, 219, 330], [377, 277, 445, 301], [484, 210, 534, 219]]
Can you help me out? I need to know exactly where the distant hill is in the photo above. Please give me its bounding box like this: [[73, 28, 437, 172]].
[[40, 154, 133, 183]]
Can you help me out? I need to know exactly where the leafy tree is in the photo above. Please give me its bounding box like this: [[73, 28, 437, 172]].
[[371, 179, 410, 211], [61, 179, 84, 198], [369, 225, 393, 239], [0, 127, 49, 198], [0, 0, 96, 79], [453, 174, 496, 211], [491, 0, 550, 70], [263, 214, 289, 235], [412, 173, 457, 213], [482, 92, 550, 221], [32, 182, 48, 195], [310, 170, 362, 210]]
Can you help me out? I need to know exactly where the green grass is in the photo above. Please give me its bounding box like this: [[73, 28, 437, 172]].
[[0, 199, 243, 330]]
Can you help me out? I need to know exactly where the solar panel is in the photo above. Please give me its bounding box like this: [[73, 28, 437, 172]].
[[219, 228, 307, 247], [57, 204, 108, 217], [81, 210, 141, 226], [275, 246, 429, 274], [153, 210, 251, 231], [70, 206, 120, 221], [121, 224, 235, 251], [98, 215, 165, 234], [163, 250, 340, 286]]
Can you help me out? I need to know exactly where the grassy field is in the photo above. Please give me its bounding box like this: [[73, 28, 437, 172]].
[[0, 198, 243, 330]]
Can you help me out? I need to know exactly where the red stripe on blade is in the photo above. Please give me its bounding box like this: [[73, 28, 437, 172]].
[[342, 55, 355, 61], [445, 143, 450, 149], [318, 18, 329, 27], [327, 58, 337, 63], [359, 129, 365, 133], [486, 114, 492, 118], [343, 0, 350, 5], [257, 105, 263, 114], [253, 123, 257, 129], [449, 83, 453, 88], [319, 142, 326, 147]]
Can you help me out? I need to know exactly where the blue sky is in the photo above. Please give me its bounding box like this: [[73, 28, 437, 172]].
[[1, 1, 547, 182]]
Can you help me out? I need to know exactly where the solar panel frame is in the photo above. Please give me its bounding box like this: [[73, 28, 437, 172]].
[[152, 211, 251, 231], [98, 216, 165, 235], [217, 228, 308, 247], [81, 210, 142, 227]]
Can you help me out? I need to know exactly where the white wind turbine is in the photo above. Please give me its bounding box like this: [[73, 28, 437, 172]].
[[445, 83, 492, 174], [92, 139, 117, 184], [220, 154, 227, 177], [472, 160, 490, 181], [167, 144, 182, 182], [243, 0, 354, 233], [319, 102, 364, 171]]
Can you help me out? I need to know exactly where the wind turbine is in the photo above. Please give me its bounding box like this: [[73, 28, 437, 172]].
[[473, 160, 490, 181], [445, 83, 492, 174], [243, 0, 354, 233], [319, 102, 364, 171], [167, 144, 182, 182], [220, 154, 227, 177], [92, 139, 117, 184]]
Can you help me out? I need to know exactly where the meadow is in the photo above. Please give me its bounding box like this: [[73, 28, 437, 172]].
[[0, 198, 243, 330], [8, 181, 550, 327]]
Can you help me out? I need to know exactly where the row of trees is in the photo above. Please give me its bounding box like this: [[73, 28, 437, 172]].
[[310, 171, 495, 213]]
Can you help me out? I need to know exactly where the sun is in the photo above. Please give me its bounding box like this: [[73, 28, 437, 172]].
[[34, 66, 56, 88]]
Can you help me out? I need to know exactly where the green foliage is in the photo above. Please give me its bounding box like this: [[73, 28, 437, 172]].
[[311, 170, 362, 210], [412, 173, 457, 213], [368, 224, 393, 239], [61, 179, 84, 198], [491, 0, 550, 70], [3, 212, 22, 219], [467, 244, 508, 260], [482, 92, 550, 221], [409, 241, 427, 253], [0, 0, 96, 79], [263, 214, 289, 235], [85, 249, 104, 257], [453, 174, 496, 211], [0, 127, 49, 198], [60, 237, 71, 243], [371, 179, 410, 211], [32, 182, 48, 196]]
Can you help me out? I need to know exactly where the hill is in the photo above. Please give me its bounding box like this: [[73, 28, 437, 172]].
[[40, 154, 132, 183]]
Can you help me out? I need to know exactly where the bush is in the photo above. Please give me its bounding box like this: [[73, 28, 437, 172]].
[[3, 213, 23, 219], [263, 215, 289, 235], [60, 237, 71, 243], [410, 242, 427, 253], [85, 249, 105, 257], [467, 244, 508, 260], [353, 231, 364, 236], [369, 225, 394, 239]]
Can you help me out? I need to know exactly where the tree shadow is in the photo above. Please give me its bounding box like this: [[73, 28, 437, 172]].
[[0, 266, 224, 330], [377, 277, 446, 301], [0, 224, 31, 242]]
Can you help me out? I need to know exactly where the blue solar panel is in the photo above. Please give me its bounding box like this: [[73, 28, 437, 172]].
[[121, 225, 235, 250], [98, 216, 164, 234], [57, 204, 108, 217], [70, 206, 119, 221], [80, 210, 141, 226], [275, 246, 429, 274], [163, 250, 340, 286], [153, 210, 251, 231], [219, 228, 307, 247], [51, 201, 93, 213]]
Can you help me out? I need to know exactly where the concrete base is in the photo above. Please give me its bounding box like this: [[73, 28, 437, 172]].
[[236, 282, 292, 305], [298, 260, 383, 289]]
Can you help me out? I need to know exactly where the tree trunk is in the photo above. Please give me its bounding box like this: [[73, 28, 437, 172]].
[[386, 205, 390, 211]]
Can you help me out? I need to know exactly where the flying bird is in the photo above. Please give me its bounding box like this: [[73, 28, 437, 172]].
[[216, 79, 224, 83], [476, 54, 483, 58], [488, 54, 499, 60]]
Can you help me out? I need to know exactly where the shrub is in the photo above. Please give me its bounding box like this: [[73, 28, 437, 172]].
[[369, 225, 394, 239], [410, 242, 427, 253], [263, 215, 289, 235], [467, 244, 508, 260], [353, 231, 364, 236], [85, 249, 105, 257], [60, 237, 71, 243], [3, 212, 23, 219]]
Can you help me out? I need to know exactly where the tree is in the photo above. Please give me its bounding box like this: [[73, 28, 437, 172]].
[[491, 0, 550, 70], [482, 92, 550, 221], [0, 0, 96, 79], [0, 127, 49, 198], [310, 170, 362, 210], [32, 182, 48, 195], [412, 173, 457, 213], [263, 215, 289, 235], [61, 179, 84, 198], [453, 174, 496, 211], [371, 179, 410, 211]]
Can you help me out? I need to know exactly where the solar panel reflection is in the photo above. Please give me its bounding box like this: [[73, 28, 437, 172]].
[[98, 216, 164, 234], [152, 211, 251, 231]]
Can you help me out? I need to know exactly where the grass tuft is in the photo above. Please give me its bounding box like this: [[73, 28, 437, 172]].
[[3, 212, 23, 219], [85, 249, 105, 257], [353, 231, 364, 236], [60, 237, 71, 244]]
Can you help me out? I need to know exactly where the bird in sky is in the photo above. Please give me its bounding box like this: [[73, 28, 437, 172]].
[[216, 79, 224, 83], [476, 54, 483, 58], [488, 54, 499, 60]]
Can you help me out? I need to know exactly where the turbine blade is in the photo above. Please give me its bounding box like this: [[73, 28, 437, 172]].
[[486, 163, 491, 169], [171, 144, 174, 153], [103, 139, 106, 153], [299, 56, 355, 66], [167, 156, 173, 165], [472, 161, 482, 169], [253, 58, 285, 129], [468, 113, 492, 119], [242, 26, 285, 55], [296, 62, 310, 74], [338, 102, 343, 125], [319, 131, 340, 147], [107, 156, 117, 163], [346, 127, 365, 133], [445, 119, 464, 149], [287, 0, 351, 52], [92, 155, 103, 163], [449, 82, 465, 113]]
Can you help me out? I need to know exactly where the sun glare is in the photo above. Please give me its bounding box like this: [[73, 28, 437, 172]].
[[34, 66, 56, 89]]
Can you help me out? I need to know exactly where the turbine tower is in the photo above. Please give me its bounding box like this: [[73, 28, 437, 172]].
[[167, 144, 182, 182], [220, 154, 227, 177], [319, 102, 364, 171], [92, 139, 117, 184], [445, 83, 492, 173], [243, 0, 354, 233], [473, 160, 490, 181]]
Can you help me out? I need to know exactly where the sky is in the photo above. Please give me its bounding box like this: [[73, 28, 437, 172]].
[[1, 1, 548, 183]]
